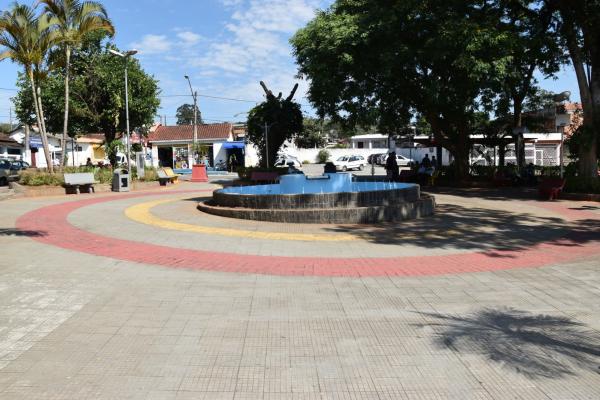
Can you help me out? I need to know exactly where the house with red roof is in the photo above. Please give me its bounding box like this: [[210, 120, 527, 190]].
[[148, 123, 246, 168]]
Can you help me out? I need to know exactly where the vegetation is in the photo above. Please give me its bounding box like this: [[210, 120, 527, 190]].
[[317, 149, 330, 164], [294, 118, 327, 148], [247, 81, 303, 168], [176, 103, 202, 125], [39, 0, 115, 167], [18, 165, 159, 186]]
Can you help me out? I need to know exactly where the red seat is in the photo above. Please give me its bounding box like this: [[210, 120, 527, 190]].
[[538, 178, 566, 200]]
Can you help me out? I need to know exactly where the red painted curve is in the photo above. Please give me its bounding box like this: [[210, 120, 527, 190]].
[[15, 191, 600, 277]]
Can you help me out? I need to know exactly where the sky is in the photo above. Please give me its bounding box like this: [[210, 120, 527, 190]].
[[0, 0, 582, 128]]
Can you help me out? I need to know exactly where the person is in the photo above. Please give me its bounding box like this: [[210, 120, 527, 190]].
[[385, 152, 399, 180], [287, 161, 303, 174], [324, 162, 337, 174], [421, 154, 432, 169], [86, 158, 93, 167], [431, 155, 438, 169], [228, 153, 237, 173]]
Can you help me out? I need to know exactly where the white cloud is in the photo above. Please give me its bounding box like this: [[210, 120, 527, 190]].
[[177, 31, 202, 45], [131, 34, 172, 55]]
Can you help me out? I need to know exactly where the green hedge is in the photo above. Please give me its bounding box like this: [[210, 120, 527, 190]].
[[564, 177, 600, 194], [18, 166, 159, 186]]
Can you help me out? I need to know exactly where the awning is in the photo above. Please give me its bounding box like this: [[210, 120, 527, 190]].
[[221, 141, 245, 149]]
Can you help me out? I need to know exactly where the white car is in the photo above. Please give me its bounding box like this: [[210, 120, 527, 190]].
[[334, 155, 367, 171], [274, 156, 302, 168], [384, 154, 415, 167]]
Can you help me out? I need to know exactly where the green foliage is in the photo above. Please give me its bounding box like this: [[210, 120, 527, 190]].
[[295, 118, 327, 148], [317, 149, 330, 163], [18, 170, 64, 186], [176, 103, 202, 125], [302, 160, 310, 165], [247, 82, 303, 167]]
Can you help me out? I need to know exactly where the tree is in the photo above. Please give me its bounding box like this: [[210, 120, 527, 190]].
[[549, 0, 600, 178], [13, 36, 160, 165], [292, 0, 513, 180], [39, 0, 114, 167], [176, 103, 202, 125], [0, 4, 55, 172], [295, 117, 327, 148], [247, 81, 303, 167]]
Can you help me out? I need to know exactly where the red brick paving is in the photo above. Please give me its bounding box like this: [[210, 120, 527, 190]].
[[15, 191, 600, 277]]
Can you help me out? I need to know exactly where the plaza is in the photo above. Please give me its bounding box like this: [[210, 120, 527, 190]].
[[1, 179, 599, 399]]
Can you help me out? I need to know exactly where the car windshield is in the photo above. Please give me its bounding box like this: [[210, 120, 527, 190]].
[[337, 157, 348, 161]]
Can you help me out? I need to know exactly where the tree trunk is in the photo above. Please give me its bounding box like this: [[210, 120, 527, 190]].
[[28, 70, 53, 173], [60, 45, 71, 168], [452, 132, 471, 182], [513, 101, 526, 171], [498, 143, 506, 167], [24, 124, 30, 165]]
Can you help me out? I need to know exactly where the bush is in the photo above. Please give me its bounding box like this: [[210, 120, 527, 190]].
[[564, 177, 600, 194], [302, 160, 310, 165], [18, 170, 64, 186], [317, 149, 330, 164]]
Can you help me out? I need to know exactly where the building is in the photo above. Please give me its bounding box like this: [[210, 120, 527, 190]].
[[9, 126, 64, 168], [148, 123, 245, 168], [0, 133, 23, 160], [350, 134, 389, 150], [66, 134, 107, 166]]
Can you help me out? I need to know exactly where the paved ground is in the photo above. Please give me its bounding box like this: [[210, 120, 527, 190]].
[[1, 180, 599, 399]]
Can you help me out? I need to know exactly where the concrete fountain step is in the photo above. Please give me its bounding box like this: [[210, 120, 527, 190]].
[[198, 195, 436, 224]]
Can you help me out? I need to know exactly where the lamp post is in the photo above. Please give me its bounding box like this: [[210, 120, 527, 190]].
[[184, 75, 198, 163], [109, 49, 138, 179]]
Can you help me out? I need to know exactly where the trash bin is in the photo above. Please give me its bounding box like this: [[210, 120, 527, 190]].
[[112, 169, 130, 192]]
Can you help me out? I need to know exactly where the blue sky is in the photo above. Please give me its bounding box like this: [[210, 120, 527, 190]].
[[0, 0, 582, 128]]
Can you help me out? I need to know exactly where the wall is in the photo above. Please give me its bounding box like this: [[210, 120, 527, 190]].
[[283, 147, 452, 166]]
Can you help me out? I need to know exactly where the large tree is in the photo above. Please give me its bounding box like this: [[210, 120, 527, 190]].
[[13, 35, 160, 165], [0, 3, 55, 172], [295, 117, 327, 148], [292, 0, 513, 180], [549, 0, 600, 178], [247, 81, 303, 167], [40, 0, 114, 167], [176, 103, 202, 125]]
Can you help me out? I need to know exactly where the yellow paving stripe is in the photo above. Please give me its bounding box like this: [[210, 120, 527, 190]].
[[124, 197, 359, 242]]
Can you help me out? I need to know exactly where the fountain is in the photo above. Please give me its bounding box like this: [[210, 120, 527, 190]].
[[198, 172, 435, 224]]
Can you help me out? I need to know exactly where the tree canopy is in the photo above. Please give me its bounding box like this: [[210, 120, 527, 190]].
[[176, 103, 202, 125], [247, 81, 303, 167]]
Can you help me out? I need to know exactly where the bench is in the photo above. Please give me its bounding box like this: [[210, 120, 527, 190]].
[[63, 173, 98, 194], [538, 178, 566, 200], [162, 167, 180, 183], [157, 169, 177, 186], [250, 171, 280, 183]]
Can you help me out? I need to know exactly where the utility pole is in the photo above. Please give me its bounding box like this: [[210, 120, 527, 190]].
[[9, 107, 13, 131], [185, 76, 199, 164]]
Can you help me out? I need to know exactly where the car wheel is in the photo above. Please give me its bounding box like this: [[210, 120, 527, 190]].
[[342, 166, 348, 172]]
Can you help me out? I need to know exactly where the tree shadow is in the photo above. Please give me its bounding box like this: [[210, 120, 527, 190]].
[[325, 203, 600, 252], [416, 308, 600, 379], [425, 186, 539, 201], [0, 228, 46, 237]]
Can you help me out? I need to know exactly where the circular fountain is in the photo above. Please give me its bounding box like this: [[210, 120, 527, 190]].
[[198, 173, 435, 224]]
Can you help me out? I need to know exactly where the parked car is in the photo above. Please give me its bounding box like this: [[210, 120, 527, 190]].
[[384, 154, 415, 167], [334, 155, 367, 171], [11, 160, 30, 170], [0, 159, 21, 186], [367, 153, 386, 164], [274, 155, 302, 168]]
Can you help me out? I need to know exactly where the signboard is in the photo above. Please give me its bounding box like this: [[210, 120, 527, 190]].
[[29, 137, 42, 149]]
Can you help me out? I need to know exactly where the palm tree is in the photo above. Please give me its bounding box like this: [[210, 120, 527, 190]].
[[39, 0, 114, 167], [0, 3, 55, 172]]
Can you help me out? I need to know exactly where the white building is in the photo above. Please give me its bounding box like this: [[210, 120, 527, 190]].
[[350, 134, 389, 150], [0, 133, 23, 160]]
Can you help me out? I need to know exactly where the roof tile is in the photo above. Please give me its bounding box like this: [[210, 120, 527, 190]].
[[148, 124, 232, 142]]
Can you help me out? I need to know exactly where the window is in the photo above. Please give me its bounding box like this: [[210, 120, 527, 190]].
[[357, 141, 364, 149], [7, 148, 21, 155], [75, 146, 83, 152]]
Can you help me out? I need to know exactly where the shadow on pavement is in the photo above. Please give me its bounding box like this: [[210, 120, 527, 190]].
[[0, 228, 47, 237], [325, 203, 600, 252], [417, 308, 600, 379]]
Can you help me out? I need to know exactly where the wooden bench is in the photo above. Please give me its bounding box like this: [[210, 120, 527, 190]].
[[538, 178, 566, 200], [250, 171, 280, 183], [63, 173, 98, 194], [157, 169, 177, 186]]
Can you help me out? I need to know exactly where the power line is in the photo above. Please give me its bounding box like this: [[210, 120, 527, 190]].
[[159, 93, 259, 103], [0, 88, 17, 91]]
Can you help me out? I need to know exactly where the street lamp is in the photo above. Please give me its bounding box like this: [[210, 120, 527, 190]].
[[109, 48, 138, 179], [184, 75, 199, 163]]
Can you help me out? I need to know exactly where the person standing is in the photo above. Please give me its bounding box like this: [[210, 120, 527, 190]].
[[385, 152, 399, 180]]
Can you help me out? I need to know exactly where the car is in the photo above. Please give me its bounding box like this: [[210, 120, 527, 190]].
[[384, 154, 415, 167], [274, 155, 302, 169], [367, 153, 386, 164], [11, 160, 30, 170], [0, 159, 21, 186], [333, 155, 367, 171]]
